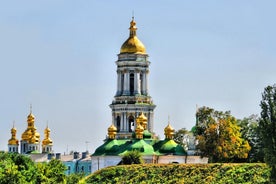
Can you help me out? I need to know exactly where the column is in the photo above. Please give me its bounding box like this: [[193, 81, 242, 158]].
[[122, 71, 130, 95], [116, 71, 121, 96], [120, 114, 124, 131], [145, 70, 149, 95], [134, 71, 141, 95]]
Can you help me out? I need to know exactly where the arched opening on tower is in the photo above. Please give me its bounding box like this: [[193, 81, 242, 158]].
[[130, 73, 134, 95], [140, 73, 143, 94], [128, 116, 134, 132], [121, 74, 124, 94], [116, 116, 121, 132]]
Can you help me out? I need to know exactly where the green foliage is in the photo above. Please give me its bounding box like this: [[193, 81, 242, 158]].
[[85, 163, 270, 184], [0, 152, 38, 183], [195, 106, 251, 162], [0, 152, 67, 184], [66, 173, 85, 184], [260, 84, 276, 182], [237, 115, 264, 162], [173, 128, 189, 150], [121, 150, 144, 165]]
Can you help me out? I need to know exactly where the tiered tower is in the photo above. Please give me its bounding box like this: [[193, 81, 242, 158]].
[[109, 17, 156, 138]]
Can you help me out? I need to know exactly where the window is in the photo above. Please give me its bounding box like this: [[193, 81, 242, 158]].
[[130, 73, 134, 95], [128, 116, 134, 132], [116, 116, 120, 131]]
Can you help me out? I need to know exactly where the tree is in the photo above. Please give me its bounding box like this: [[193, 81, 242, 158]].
[[237, 115, 264, 162], [66, 173, 85, 184], [174, 128, 189, 150], [0, 152, 38, 183], [259, 85, 276, 182], [195, 106, 251, 162], [121, 150, 144, 165]]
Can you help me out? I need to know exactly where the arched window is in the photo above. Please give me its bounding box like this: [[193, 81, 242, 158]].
[[130, 73, 134, 95], [116, 116, 121, 132], [121, 74, 124, 93], [128, 116, 134, 132], [140, 73, 143, 93]]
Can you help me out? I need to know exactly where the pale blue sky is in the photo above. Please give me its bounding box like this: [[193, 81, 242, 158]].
[[0, 1, 275, 153]]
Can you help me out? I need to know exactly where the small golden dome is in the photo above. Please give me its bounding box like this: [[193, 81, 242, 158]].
[[136, 112, 148, 129], [42, 126, 53, 146], [27, 113, 35, 124], [108, 124, 117, 139], [120, 18, 146, 54], [135, 123, 144, 139], [164, 123, 175, 139], [108, 124, 117, 132], [8, 125, 19, 145]]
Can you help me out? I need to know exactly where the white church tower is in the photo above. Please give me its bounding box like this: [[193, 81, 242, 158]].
[[110, 17, 156, 138]]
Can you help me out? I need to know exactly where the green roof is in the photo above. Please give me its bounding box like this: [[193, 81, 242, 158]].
[[120, 139, 156, 156], [154, 139, 186, 155]]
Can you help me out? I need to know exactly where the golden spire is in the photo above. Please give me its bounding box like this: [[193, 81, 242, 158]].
[[8, 122, 19, 145], [120, 17, 146, 54], [42, 124, 53, 146], [164, 116, 175, 139], [108, 123, 117, 139]]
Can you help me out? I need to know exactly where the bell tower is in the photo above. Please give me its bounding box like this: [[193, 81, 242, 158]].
[[110, 17, 156, 138]]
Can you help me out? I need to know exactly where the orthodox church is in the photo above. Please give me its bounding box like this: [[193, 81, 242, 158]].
[[7, 109, 53, 154], [90, 18, 204, 173]]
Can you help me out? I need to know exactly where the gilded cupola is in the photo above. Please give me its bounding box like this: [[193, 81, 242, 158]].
[[135, 122, 144, 139], [42, 125, 53, 146], [136, 112, 148, 129], [8, 124, 19, 145], [164, 123, 175, 140], [120, 17, 146, 54], [108, 123, 117, 139], [21, 108, 40, 144]]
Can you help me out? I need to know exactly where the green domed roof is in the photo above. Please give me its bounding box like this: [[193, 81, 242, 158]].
[[154, 139, 186, 155], [143, 130, 152, 139], [121, 139, 155, 156], [93, 139, 128, 156]]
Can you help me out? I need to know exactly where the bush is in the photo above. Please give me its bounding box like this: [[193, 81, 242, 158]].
[[85, 163, 270, 184]]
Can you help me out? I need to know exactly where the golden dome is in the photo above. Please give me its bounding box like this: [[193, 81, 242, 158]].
[[42, 126, 53, 146], [164, 123, 175, 139], [136, 112, 148, 129], [135, 123, 144, 139], [21, 110, 40, 144], [27, 113, 35, 123], [8, 126, 19, 145], [108, 124, 117, 139], [120, 17, 146, 54]]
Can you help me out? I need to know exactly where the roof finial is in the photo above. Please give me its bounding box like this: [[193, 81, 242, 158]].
[[132, 10, 134, 20], [168, 115, 170, 125], [30, 104, 32, 114]]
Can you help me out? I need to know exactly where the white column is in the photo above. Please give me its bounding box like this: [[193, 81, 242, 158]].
[[126, 113, 129, 132], [120, 113, 124, 131], [123, 72, 128, 95], [137, 72, 141, 95], [134, 72, 141, 95], [145, 70, 149, 95], [142, 72, 146, 95]]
